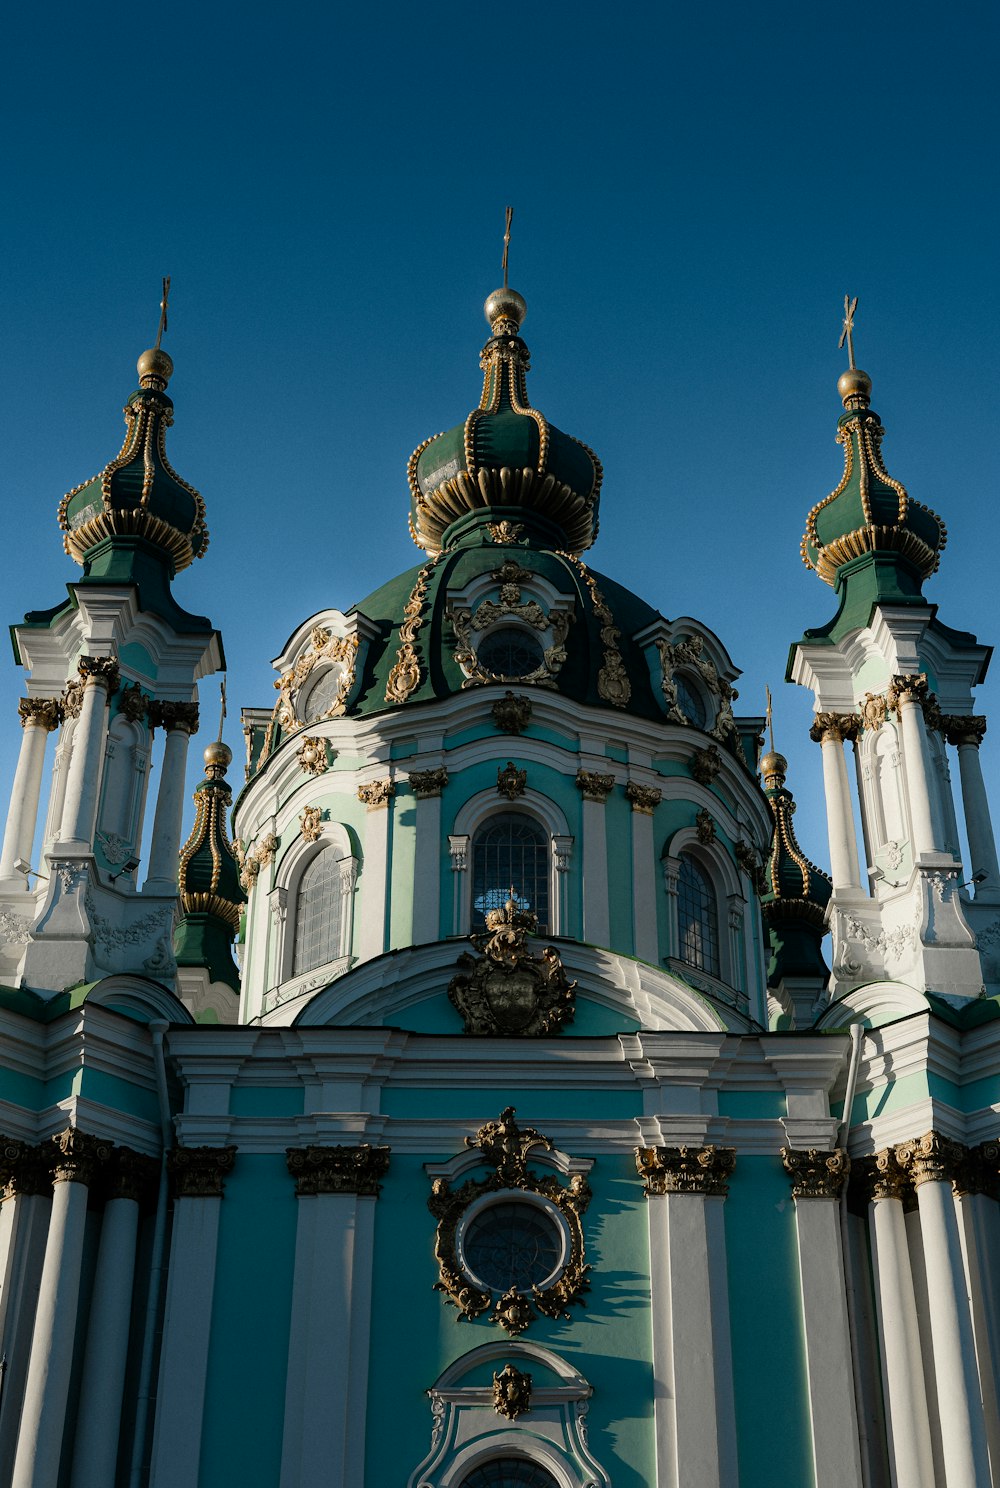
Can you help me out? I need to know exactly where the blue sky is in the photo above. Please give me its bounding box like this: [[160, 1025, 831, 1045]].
[[1, 1, 997, 869]]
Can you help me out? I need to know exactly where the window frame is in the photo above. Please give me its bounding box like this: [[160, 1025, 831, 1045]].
[[449, 793, 573, 939], [274, 827, 359, 989]]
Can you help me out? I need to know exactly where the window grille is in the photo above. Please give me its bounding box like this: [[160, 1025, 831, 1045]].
[[293, 851, 345, 975], [674, 672, 707, 728], [677, 854, 719, 976], [477, 627, 545, 678], [472, 815, 549, 933]]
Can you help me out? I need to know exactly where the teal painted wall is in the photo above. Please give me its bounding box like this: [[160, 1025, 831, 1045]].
[[725, 1156, 813, 1486], [605, 792, 632, 951], [365, 1151, 655, 1488], [199, 1154, 297, 1486], [389, 789, 416, 949]]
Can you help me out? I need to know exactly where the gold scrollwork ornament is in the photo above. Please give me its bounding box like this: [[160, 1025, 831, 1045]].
[[428, 1107, 591, 1336]]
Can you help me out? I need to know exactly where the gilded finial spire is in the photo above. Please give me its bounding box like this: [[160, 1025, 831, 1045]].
[[154, 276, 171, 351], [502, 207, 513, 290], [216, 677, 227, 744], [838, 294, 858, 371]]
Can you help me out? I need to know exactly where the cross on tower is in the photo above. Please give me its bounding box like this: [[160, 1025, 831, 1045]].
[[838, 294, 858, 370], [154, 276, 171, 350], [501, 207, 513, 289]]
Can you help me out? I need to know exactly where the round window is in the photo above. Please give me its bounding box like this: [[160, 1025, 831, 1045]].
[[300, 666, 344, 721], [461, 1199, 564, 1292], [477, 628, 545, 678], [459, 1464, 560, 1488], [674, 672, 708, 729]]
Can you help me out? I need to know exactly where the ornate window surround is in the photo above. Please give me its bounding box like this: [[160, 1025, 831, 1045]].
[[449, 792, 573, 938], [446, 568, 576, 691], [408, 1341, 610, 1488], [661, 827, 744, 995], [271, 825, 359, 994]]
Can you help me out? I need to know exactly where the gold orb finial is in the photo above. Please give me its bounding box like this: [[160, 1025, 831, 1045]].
[[837, 367, 872, 409], [484, 287, 527, 335], [137, 347, 174, 390], [760, 751, 787, 785], [203, 739, 232, 778]]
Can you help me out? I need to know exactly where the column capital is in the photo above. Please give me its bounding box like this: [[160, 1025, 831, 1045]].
[[625, 781, 662, 815], [286, 1143, 390, 1197], [576, 768, 616, 803], [51, 1127, 114, 1187], [106, 1145, 160, 1204], [942, 713, 988, 748], [78, 655, 120, 695], [167, 1145, 236, 1198], [358, 779, 395, 810], [0, 1136, 52, 1199], [635, 1144, 736, 1197], [148, 699, 200, 734], [894, 1130, 966, 1188], [18, 698, 61, 732], [953, 1140, 1000, 1200], [780, 1146, 850, 1199], [809, 711, 861, 744], [887, 672, 929, 710], [409, 766, 449, 799], [853, 1148, 912, 1205]]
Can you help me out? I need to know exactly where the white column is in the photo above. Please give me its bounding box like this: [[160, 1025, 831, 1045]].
[[865, 1153, 935, 1488], [813, 717, 863, 892], [0, 1149, 52, 1488], [356, 784, 392, 962], [895, 1133, 991, 1487], [149, 1146, 234, 1488], [60, 665, 117, 847], [144, 708, 198, 892], [281, 1146, 387, 1488], [0, 702, 59, 883], [627, 786, 660, 962], [781, 1148, 863, 1488], [69, 1151, 153, 1488], [951, 723, 1000, 899], [639, 1146, 738, 1488], [410, 778, 443, 944], [891, 681, 938, 859], [578, 776, 612, 947], [954, 1181, 1000, 1476], [12, 1130, 109, 1488]]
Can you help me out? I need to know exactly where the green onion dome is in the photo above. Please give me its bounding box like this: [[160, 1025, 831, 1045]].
[[176, 742, 244, 929], [407, 289, 603, 556], [58, 346, 208, 574], [801, 369, 945, 589], [759, 752, 831, 985]]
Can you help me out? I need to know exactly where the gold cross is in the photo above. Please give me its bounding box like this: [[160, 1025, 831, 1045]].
[[502, 207, 513, 289], [765, 684, 775, 753], [217, 676, 227, 742], [838, 294, 858, 370], [155, 276, 171, 350]]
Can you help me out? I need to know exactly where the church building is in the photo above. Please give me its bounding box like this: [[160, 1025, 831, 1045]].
[[0, 268, 997, 1488]]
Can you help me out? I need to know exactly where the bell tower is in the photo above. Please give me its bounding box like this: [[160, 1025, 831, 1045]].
[[0, 290, 224, 996], [789, 304, 996, 1003]]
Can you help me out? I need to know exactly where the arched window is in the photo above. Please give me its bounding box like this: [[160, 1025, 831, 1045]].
[[459, 1464, 560, 1488], [677, 854, 719, 976], [293, 850, 347, 975], [472, 815, 549, 933]]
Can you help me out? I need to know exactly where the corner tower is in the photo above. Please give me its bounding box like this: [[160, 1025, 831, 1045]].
[[0, 290, 224, 998], [789, 304, 997, 1004]]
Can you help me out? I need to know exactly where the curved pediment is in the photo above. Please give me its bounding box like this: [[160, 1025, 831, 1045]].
[[259, 939, 748, 1032]]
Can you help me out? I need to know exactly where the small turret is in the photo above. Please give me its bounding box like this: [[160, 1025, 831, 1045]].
[[759, 751, 832, 1027], [174, 737, 245, 998]]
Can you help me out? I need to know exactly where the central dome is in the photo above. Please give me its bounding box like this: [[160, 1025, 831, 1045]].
[[407, 289, 602, 556]]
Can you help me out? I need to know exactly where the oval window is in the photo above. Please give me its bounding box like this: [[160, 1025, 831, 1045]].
[[674, 672, 707, 729], [300, 666, 344, 721], [477, 628, 545, 678], [459, 1464, 561, 1488]]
